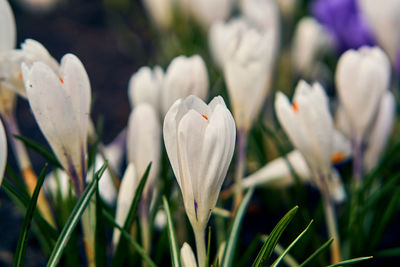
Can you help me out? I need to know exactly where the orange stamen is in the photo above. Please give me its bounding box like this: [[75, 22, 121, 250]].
[[202, 114, 209, 120], [292, 102, 299, 113], [18, 73, 23, 81], [59, 77, 64, 84], [331, 152, 346, 164]]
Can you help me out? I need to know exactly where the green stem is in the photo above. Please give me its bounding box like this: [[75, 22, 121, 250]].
[[322, 191, 340, 264], [194, 227, 206, 267], [233, 129, 248, 212]]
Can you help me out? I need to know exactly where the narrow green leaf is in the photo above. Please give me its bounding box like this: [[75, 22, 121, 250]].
[[252, 206, 298, 267], [102, 210, 157, 267], [47, 163, 107, 267], [271, 220, 313, 267], [326, 256, 373, 267], [376, 247, 400, 258], [221, 187, 254, 267], [13, 135, 62, 168], [162, 196, 181, 267], [13, 164, 48, 267], [95, 183, 107, 267], [299, 238, 333, 267], [112, 163, 152, 266], [206, 226, 211, 267]]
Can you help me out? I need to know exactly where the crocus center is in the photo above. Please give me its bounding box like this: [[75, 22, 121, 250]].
[[331, 152, 345, 164], [292, 102, 299, 113], [202, 114, 209, 120], [59, 77, 64, 84]]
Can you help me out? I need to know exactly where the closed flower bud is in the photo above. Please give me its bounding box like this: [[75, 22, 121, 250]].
[[161, 55, 208, 116], [180, 242, 198, 267], [22, 53, 91, 195], [127, 103, 161, 200], [335, 46, 390, 143], [163, 95, 236, 232], [223, 23, 277, 130], [275, 81, 334, 180], [0, 119, 7, 184], [128, 66, 163, 112]]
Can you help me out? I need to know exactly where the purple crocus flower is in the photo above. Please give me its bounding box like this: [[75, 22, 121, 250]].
[[312, 0, 375, 53]]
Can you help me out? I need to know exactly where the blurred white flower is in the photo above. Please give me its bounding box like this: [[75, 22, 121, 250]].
[[190, 0, 233, 28], [22, 53, 91, 195], [112, 163, 138, 246], [0, 0, 16, 52], [358, 0, 400, 64], [154, 209, 167, 231], [163, 95, 235, 232], [180, 242, 197, 267], [292, 17, 332, 76], [0, 119, 7, 184], [275, 81, 334, 181], [44, 169, 72, 200], [127, 103, 161, 201], [161, 55, 208, 116], [128, 66, 163, 112], [222, 21, 277, 130], [335, 46, 390, 144], [142, 0, 174, 29]]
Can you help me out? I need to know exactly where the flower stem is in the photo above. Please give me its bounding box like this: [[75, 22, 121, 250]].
[[233, 128, 248, 212], [3, 113, 55, 227], [322, 189, 341, 264], [194, 227, 206, 267], [352, 139, 365, 188], [140, 198, 151, 267]]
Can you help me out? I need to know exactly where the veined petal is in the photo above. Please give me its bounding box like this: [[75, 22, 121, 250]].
[[0, 0, 16, 52]]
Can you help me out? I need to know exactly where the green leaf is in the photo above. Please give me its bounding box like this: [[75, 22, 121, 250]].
[[162, 196, 181, 267], [95, 183, 107, 267], [14, 135, 62, 168], [47, 163, 107, 267], [326, 256, 373, 267], [112, 163, 152, 266], [252, 206, 298, 267], [13, 164, 48, 267], [206, 226, 211, 267], [102, 209, 157, 267], [299, 238, 333, 267], [271, 220, 313, 267], [221, 187, 254, 267], [376, 247, 400, 258]]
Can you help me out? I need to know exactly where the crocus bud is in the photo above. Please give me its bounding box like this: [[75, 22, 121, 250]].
[[335, 46, 390, 143], [161, 55, 208, 116], [275, 81, 334, 180], [127, 103, 161, 201], [163, 95, 236, 232], [358, 0, 400, 63], [128, 66, 163, 112], [180, 243, 198, 267], [112, 163, 138, 246], [292, 17, 332, 76], [0, 119, 7, 184], [142, 0, 174, 29], [190, 0, 232, 28], [224, 23, 276, 131], [22, 53, 91, 195], [364, 91, 396, 172], [0, 0, 16, 52]]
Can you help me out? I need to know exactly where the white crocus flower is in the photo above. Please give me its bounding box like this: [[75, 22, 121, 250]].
[[164, 95, 235, 267], [335, 46, 390, 144], [161, 55, 208, 116], [112, 163, 138, 246], [22, 53, 91, 195], [180, 243, 198, 267], [142, 0, 174, 29], [275, 81, 334, 185], [190, 0, 232, 28], [128, 66, 163, 112], [0, 0, 16, 53], [224, 23, 277, 131], [127, 103, 161, 201], [358, 0, 400, 64], [0, 119, 7, 184], [292, 17, 332, 77]]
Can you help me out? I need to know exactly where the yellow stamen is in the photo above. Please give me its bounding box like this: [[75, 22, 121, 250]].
[[59, 77, 64, 84], [331, 152, 346, 164], [292, 102, 299, 113], [202, 114, 208, 120]]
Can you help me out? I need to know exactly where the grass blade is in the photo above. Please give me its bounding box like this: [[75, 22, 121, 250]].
[[13, 164, 48, 267], [47, 163, 107, 267], [221, 187, 255, 267], [299, 238, 333, 267], [271, 220, 313, 267], [112, 163, 152, 266], [326, 256, 373, 267], [103, 210, 157, 267], [95, 183, 107, 267], [252, 206, 298, 267], [162, 196, 181, 267], [14, 135, 62, 168]]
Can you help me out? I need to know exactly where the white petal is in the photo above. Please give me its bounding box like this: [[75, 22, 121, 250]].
[[180, 242, 198, 267], [0, 119, 7, 184], [0, 0, 16, 51]]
